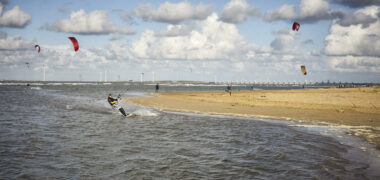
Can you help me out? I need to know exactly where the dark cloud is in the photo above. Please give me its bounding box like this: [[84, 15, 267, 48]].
[[0, 31, 6, 39], [302, 39, 314, 44], [0, 0, 8, 6], [265, 0, 379, 28], [335, 11, 377, 28], [329, 0, 380, 8], [58, 8, 68, 13], [121, 13, 133, 21]]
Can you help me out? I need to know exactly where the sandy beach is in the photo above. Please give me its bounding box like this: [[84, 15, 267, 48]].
[[123, 87, 380, 149]]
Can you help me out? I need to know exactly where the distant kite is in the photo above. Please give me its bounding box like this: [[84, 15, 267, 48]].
[[68, 37, 79, 51], [301, 65, 307, 75], [34, 45, 40, 53], [292, 22, 300, 31]]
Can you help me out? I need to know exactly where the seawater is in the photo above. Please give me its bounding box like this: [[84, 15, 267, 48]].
[[0, 83, 379, 179]]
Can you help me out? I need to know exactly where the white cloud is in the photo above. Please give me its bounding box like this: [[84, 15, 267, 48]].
[[324, 6, 380, 57], [130, 30, 156, 59], [219, 0, 261, 24], [325, 6, 380, 72], [0, 5, 31, 28], [130, 13, 247, 60], [156, 24, 193, 37], [329, 56, 380, 72], [133, 1, 212, 24], [45, 9, 135, 35], [128, 12, 319, 81], [270, 28, 298, 52], [0, 32, 32, 50], [299, 0, 330, 18], [128, 12, 316, 81], [264, 0, 335, 23], [264, 5, 297, 22]]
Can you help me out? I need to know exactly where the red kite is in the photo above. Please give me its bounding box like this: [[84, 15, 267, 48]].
[[68, 37, 79, 51], [34, 45, 40, 53]]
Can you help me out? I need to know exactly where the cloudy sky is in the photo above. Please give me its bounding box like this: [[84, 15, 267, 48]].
[[1, 0, 379, 82]]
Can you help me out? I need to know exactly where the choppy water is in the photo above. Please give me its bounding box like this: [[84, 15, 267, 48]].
[[0, 83, 379, 179]]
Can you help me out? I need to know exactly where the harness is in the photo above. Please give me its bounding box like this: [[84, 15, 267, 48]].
[[108, 96, 118, 105]]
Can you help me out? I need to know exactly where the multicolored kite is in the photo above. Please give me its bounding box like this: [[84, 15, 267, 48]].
[[292, 22, 300, 31], [301, 65, 307, 75]]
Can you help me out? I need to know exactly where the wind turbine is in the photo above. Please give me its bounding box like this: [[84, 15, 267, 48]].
[[140, 72, 144, 82]]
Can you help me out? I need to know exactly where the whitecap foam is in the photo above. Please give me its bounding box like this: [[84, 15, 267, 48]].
[[130, 109, 158, 117], [66, 105, 73, 110], [30, 86, 42, 90]]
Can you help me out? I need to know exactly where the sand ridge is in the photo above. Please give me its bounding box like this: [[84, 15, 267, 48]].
[[123, 87, 380, 149]]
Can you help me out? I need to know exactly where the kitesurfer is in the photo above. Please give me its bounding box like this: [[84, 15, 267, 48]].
[[155, 83, 159, 93], [227, 85, 232, 96], [108, 94, 127, 116], [108, 94, 118, 105]]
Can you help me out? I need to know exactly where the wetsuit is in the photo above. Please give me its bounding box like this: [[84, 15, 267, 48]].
[[108, 95, 127, 116]]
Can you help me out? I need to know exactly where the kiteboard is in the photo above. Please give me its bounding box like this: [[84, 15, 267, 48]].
[[125, 113, 135, 117], [110, 94, 135, 117], [112, 104, 130, 117]]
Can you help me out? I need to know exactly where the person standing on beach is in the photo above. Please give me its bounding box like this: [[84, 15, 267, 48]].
[[227, 85, 232, 96], [155, 83, 159, 92]]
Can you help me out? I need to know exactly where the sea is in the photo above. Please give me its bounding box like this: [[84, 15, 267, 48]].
[[0, 82, 379, 179]]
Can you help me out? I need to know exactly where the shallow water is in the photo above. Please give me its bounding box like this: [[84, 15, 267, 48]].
[[0, 83, 379, 179]]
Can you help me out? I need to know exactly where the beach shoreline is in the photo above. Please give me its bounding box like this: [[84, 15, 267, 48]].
[[123, 87, 380, 150]]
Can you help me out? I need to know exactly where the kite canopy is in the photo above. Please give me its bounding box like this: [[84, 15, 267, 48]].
[[68, 37, 79, 51], [292, 22, 300, 31], [34, 45, 40, 53], [301, 65, 307, 75]]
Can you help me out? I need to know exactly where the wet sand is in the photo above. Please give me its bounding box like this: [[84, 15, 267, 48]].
[[123, 87, 380, 149]]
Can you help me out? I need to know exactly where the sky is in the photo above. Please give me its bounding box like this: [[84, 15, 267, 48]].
[[0, 0, 379, 82]]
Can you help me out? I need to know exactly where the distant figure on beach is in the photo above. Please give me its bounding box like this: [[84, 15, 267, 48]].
[[155, 83, 159, 92], [227, 85, 232, 96]]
